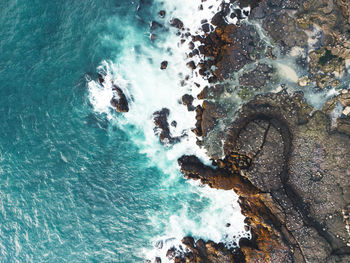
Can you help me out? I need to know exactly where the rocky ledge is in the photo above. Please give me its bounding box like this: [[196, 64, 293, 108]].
[[177, 90, 350, 262]]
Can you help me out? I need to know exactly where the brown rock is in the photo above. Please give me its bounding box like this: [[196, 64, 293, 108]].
[[170, 18, 184, 29], [110, 85, 129, 112], [160, 61, 168, 70]]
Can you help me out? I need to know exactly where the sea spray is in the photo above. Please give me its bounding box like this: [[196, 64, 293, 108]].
[[88, 0, 250, 261]]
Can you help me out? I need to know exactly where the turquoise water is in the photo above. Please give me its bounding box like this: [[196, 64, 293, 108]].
[[0, 0, 246, 262]]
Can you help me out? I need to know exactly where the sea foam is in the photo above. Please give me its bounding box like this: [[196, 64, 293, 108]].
[[88, 0, 249, 262]]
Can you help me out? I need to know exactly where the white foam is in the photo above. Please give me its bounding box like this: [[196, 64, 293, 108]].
[[88, 0, 249, 261], [144, 182, 248, 263]]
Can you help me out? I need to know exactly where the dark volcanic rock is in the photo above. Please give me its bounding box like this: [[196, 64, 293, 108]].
[[214, 24, 264, 80], [153, 108, 180, 145], [110, 85, 129, 113], [160, 61, 168, 70], [150, 21, 163, 31], [173, 0, 350, 262]]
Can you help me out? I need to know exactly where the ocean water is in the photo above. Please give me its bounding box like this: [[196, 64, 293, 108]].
[[0, 0, 248, 262]]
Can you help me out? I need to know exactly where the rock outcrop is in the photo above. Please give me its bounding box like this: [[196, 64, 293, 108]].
[[178, 91, 350, 262], [110, 85, 129, 113], [153, 108, 181, 145]]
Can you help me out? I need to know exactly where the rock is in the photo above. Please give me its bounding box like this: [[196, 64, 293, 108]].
[[160, 61, 168, 70], [154, 257, 161, 263], [340, 93, 350, 106], [170, 18, 184, 29], [343, 107, 350, 116], [159, 10, 166, 18], [197, 85, 224, 100], [97, 73, 104, 84], [177, 154, 257, 194], [150, 34, 157, 41], [150, 21, 163, 31], [200, 91, 350, 262], [337, 117, 350, 136], [166, 237, 236, 263], [238, 63, 273, 89], [263, 12, 307, 51], [192, 105, 203, 137], [201, 100, 226, 136], [153, 108, 180, 144], [308, 48, 344, 89], [110, 85, 129, 113], [297, 76, 310, 87], [181, 94, 194, 111], [186, 61, 196, 70], [173, 1, 350, 262]]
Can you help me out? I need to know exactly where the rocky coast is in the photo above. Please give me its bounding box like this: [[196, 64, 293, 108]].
[[158, 0, 350, 262], [102, 0, 350, 262]]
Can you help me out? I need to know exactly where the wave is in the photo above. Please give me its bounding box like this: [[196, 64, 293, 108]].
[[87, 0, 250, 261]]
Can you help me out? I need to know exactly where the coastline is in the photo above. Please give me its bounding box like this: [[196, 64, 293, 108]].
[[90, 0, 350, 262]]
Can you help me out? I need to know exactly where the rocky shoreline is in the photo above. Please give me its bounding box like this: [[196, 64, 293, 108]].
[[99, 0, 350, 262], [162, 0, 350, 262]]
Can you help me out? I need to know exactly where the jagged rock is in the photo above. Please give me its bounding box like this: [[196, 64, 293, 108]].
[[309, 48, 344, 89], [201, 101, 226, 136], [110, 85, 129, 113], [153, 108, 180, 144], [150, 21, 163, 31], [173, 1, 350, 262], [166, 237, 238, 263]]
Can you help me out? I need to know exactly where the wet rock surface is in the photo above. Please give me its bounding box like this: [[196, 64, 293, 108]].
[[165, 237, 244, 263], [110, 85, 129, 113], [153, 108, 181, 145]]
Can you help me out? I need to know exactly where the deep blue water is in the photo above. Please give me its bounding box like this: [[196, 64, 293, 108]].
[[0, 0, 247, 262]]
